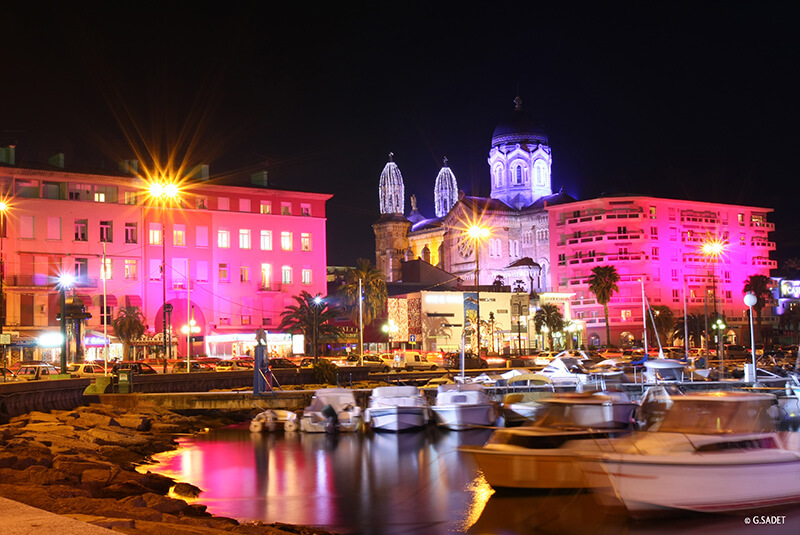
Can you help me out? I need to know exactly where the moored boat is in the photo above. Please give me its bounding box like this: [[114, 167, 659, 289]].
[[365, 385, 430, 432], [249, 409, 299, 433], [431, 383, 498, 430], [579, 391, 800, 516], [299, 388, 363, 433], [459, 391, 638, 489]]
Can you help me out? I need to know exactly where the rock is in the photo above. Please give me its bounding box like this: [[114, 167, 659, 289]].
[[84, 427, 151, 448], [65, 514, 137, 531], [172, 481, 202, 499], [141, 492, 193, 515], [115, 415, 152, 431], [96, 481, 154, 499], [97, 444, 147, 467], [27, 411, 60, 423]]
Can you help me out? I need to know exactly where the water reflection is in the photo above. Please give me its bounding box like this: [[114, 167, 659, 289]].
[[148, 426, 800, 535]]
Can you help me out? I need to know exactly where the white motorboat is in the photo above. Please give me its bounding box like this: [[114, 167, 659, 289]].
[[365, 385, 431, 432], [460, 391, 638, 489], [580, 391, 800, 516], [299, 388, 364, 433], [431, 383, 498, 430], [538, 356, 627, 390], [249, 409, 299, 433]]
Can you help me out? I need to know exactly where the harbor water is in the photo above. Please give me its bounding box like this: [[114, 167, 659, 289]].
[[146, 425, 800, 534]]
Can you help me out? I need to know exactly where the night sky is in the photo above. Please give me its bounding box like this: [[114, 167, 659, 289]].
[[2, 2, 798, 266]]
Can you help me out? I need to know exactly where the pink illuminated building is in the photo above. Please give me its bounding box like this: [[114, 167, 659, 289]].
[[547, 195, 776, 348], [0, 154, 330, 361]]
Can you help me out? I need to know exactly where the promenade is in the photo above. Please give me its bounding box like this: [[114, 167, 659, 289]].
[[0, 497, 115, 534]]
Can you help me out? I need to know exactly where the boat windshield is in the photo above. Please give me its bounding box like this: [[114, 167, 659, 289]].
[[654, 398, 778, 434], [531, 401, 630, 430]]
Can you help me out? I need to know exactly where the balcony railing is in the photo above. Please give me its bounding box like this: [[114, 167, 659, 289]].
[[5, 275, 98, 288]]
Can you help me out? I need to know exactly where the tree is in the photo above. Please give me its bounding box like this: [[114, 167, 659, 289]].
[[743, 274, 772, 344], [112, 306, 145, 360], [647, 305, 675, 349], [341, 258, 388, 354], [778, 304, 800, 370], [588, 265, 620, 346], [673, 313, 704, 349], [277, 291, 342, 358], [533, 303, 564, 350]]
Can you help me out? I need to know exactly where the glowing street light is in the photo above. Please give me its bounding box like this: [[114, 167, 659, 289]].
[[57, 273, 75, 374], [312, 295, 323, 363], [714, 317, 727, 376], [0, 201, 9, 368], [744, 292, 758, 383], [700, 235, 726, 357], [466, 224, 490, 356], [148, 180, 181, 362]]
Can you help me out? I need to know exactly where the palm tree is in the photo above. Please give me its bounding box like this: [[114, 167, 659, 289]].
[[647, 305, 675, 349], [277, 291, 342, 359], [588, 265, 620, 346], [112, 306, 145, 360], [779, 305, 800, 370], [341, 258, 387, 354], [673, 313, 704, 350], [743, 274, 772, 344], [533, 303, 564, 350]]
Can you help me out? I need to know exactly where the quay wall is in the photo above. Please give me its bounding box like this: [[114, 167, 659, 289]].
[[0, 378, 92, 423]]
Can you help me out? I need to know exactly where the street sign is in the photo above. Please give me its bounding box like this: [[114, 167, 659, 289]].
[[409, 334, 416, 342], [0, 334, 10, 345]]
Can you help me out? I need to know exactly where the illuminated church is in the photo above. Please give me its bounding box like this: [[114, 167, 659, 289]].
[[373, 97, 574, 293]]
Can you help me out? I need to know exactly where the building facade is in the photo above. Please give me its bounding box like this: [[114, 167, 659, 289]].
[[547, 195, 776, 348], [0, 156, 330, 362]]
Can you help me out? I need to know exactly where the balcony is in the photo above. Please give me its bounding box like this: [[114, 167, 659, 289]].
[[752, 257, 778, 268], [750, 221, 775, 231], [258, 282, 283, 292], [5, 275, 98, 288]]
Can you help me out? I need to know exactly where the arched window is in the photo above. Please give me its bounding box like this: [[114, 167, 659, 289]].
[[493, 164, 504, 187], [533, 159, 548, 186], [513, 165, 523, 185]]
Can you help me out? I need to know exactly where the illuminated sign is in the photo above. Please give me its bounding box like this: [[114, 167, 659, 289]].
[[39, 332, 65, 348], [424, 293, 464, 305], [780, 280, 800, 299]]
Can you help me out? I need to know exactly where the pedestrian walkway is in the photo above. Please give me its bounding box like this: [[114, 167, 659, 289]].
[[0, 497, 115, 534]]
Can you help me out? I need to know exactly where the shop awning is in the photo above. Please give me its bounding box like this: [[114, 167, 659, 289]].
[[93, 294, 118, 307], [124, 295, 143, 308], [74, 295, 92, 308]]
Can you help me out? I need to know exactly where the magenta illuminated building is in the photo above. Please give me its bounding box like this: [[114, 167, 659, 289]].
[[0, 153, 330, 361], [546, 195, 776, 347]]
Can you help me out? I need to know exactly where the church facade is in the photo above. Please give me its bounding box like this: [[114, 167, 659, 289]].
[[373, 98, 574, 294]]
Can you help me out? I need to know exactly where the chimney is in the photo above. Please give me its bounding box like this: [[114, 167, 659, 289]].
[[251, 171, 268, 187], [0, 145, 15, 165], [48, 153, 65, 169], [189, 164, 209, 181], [118, 159, 139, 174]]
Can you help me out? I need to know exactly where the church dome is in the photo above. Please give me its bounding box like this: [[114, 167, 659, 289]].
[[379, 153, 405, 215], [491, 96, 548, 148]]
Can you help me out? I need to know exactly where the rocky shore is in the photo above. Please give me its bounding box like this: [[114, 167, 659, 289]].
[[0, 402, 337, 534]]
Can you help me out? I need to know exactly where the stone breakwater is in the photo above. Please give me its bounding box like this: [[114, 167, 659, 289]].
[[0, 403, 337, 535]]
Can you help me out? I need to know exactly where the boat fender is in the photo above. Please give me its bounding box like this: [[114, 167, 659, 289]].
[[249, 420, 264, 433], [284, 419, 299, 432], [265, 410, 277, 432]]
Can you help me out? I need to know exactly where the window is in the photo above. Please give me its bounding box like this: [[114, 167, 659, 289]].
[[533, 160, 547, 186], [149, 259, 162, 281], [94, 185, 117, 203], [240, 265, 250, 283], [621, 309, 632, 321], [125, 222, 138, 244], [100, 221, 112, 242], [301, 233, 311, 251], [124, 260, 137, 280], [196, 196, 207, 209], [74, 219, 87, 241], [196, 226, 208, 247], [261, 263, 271, 289], [241, 314, 252, 326], [260, 230, 273, 250], [281, 202, 291, 215], [47, 217, 61, 240], [738, 213, 745, 226], [196, 261, 209, 283], [124, 191, 138, 205], [260, 201, 272, 214], [74, 258, 89, 281], [101, 258, 112, 280], [302, 269, 312, 285], [218, 229, 230, 248], [650, 226, 658, 238], [94, 191, 105, 202], [281, 265, 292, 284], [239, 229, 251, 249], [301, 203, 311, 216], [172, 258, 188, 289], [513, 165, 523, 185], [218, 197, 230, 211], [100, 305, 112, 326], [493, 164, 504, 187], [15, 179, 39, 198], [219, 263, 229, 282], [281, 231, 292, 250], [649, 206, 657, 219], [173, 224, 186, 246], [617, 226, 627, 235], [651, 247, 659, 259], [672, 289, 680, 299], [239, 199, 251, 212], [42, 182, 61, 199], [149, 223, 163, 245]]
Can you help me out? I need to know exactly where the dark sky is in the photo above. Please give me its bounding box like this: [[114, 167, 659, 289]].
[[2, 2, 798, 266]]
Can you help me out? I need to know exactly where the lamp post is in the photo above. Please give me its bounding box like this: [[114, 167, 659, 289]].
[[714, 317, 726, 377], [312, 295, 322, 363], [701, 236, 725, 358], [0, 201, 7, 368], [149, 181, 180, 362], [467, 225, 489, 356], [744, 292, 758, 383], [57, 273, 74, 374]]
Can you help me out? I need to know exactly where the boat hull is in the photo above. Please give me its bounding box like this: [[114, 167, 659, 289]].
[[461, 446, 596, 489], [432, 403, 496, 430], [367, 406, 429, 432], [581, 450, 800, 515]]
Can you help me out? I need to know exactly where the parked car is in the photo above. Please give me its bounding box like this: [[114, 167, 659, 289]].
[[443, 352, 488, 370], [269, 358, 299, 369], [66, 362, 108, 377], [0, 367, 23, 382], [392, 351, 438, 371], [334, 354, 394, 372], [16, 362, 61, 379], [215, 360, 250, 372], [111, 361, 159, 375]]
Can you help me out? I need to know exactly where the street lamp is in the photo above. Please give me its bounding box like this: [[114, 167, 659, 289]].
[[714, 317, 726, 376], [467, 224, 490, 356], [744, 292, 758, 383], [57, 273, 75, 374], [701, 236, 725, 362], [312, 295, 323, 363], [148, 181, 180, 362], [0, 201, 8, 368]]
